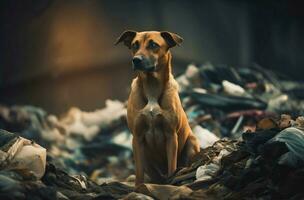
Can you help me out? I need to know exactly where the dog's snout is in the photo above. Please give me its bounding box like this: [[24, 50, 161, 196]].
[[132, 55, 156, 72], [132, 56, 143, 67]]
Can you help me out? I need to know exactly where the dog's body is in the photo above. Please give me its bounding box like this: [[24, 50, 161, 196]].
[[116, 31, 200, 185]]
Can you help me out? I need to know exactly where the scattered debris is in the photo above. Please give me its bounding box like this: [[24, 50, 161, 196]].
[[0, 129, 46, 180], [0, 63, 304, 199]]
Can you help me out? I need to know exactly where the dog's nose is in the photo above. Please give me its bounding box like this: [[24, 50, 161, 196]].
[[132, 56, 143, 67]]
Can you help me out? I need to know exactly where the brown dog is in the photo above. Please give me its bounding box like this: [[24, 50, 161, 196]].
[[115, 30, 200, 185]]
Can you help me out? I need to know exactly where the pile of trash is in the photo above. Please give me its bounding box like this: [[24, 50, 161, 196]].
[[167, 115, 304, 199], [178, 63, 304, 141], [0, 100, 133, 183], [0, 63, 304, 199]]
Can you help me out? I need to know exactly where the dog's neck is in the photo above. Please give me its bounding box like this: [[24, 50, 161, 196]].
[[138, 52, 172, 103]]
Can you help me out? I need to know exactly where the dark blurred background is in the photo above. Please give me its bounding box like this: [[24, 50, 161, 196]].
[[0, 0, 303, 114]]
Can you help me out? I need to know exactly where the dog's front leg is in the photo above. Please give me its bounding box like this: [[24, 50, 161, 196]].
[[166, 133, 178, 176], [132, 136, 145, 186]]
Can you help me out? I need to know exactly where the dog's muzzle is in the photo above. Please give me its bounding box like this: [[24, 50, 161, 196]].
[[132, 55, 156, 72]]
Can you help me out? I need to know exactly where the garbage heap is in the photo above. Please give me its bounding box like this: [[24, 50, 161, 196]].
[[0, 63, 304, 199]]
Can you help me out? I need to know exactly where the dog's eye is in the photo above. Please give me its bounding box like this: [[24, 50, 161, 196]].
[[148, 41, 159, 49], [131, 42, 139, 51]]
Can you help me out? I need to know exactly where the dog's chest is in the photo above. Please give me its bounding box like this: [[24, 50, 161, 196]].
[[142, 101, 162, 118], [138, 101, 167, 148]]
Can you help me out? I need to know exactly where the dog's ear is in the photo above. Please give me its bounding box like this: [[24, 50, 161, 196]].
[[160, 31, 183, 48], [115, 30, 137, 49]]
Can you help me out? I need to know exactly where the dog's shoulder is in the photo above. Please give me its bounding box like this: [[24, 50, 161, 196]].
[[167, 74, 180, 92], [130, 77, 140, 90]]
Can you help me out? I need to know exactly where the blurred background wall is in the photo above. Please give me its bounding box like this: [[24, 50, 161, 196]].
[[0, 0, 303, 114]]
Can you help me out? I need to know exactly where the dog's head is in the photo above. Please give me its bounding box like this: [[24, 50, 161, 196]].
[[115, 31, 183, 72]]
